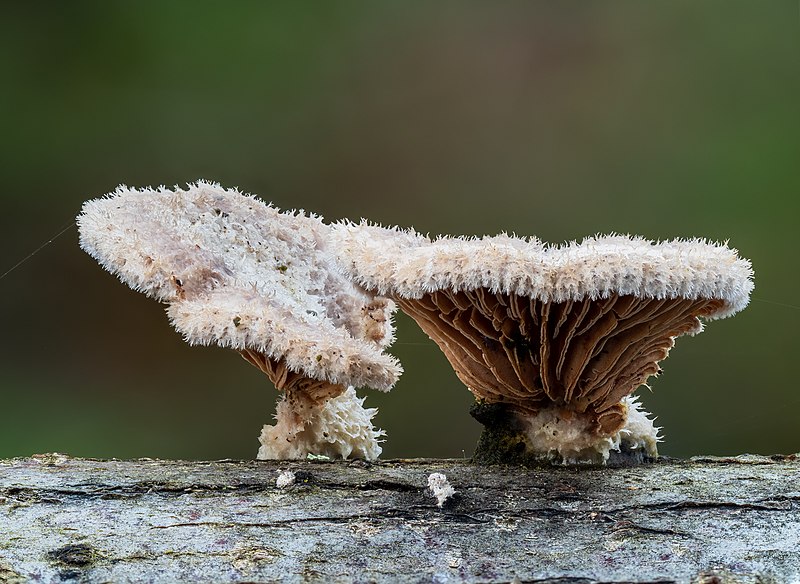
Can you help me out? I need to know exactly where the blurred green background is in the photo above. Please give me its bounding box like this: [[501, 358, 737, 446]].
[[1, 3, 797, 461]]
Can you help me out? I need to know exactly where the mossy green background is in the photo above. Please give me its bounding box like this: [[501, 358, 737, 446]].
[[1, 3, 797, 460]]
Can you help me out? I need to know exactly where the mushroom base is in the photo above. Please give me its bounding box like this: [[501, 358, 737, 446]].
[[241, 350, 385, 460], [258, 387, 385, 461], [471, 397, 659, 466]]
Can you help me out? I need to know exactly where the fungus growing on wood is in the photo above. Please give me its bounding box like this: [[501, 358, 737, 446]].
[[275, 470, 296, 489], [78, 182, 401, 460], [332, 224, 754, 464], [259, 386, 385, 460], [427, 473, 456, 507]]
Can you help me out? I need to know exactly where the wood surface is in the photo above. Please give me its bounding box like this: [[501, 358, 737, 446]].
[[1, 454, 798, 583]]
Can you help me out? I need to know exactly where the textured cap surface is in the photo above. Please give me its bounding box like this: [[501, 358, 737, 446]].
[[78, 182, 401, 391], [332, 223, 753, 319]]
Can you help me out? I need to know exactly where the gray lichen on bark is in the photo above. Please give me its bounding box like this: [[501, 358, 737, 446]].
[[1, 454, 798, 583]]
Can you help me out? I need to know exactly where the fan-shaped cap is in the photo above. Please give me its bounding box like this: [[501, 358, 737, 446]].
[[78, 182, 401, 392], [332, 222, 754, 450], [332, 223, 753, 318]]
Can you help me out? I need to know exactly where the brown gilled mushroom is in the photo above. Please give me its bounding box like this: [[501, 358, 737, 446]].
[[78, 182, 401, 460], [332, 224, 754, 464]]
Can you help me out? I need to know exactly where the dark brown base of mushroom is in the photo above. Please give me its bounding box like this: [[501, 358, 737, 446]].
[[469, 401, 658, 466]]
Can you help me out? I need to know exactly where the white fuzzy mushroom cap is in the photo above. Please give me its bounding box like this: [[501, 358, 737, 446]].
[[331, 223, 753, 319], [78, 182, 401, 391]]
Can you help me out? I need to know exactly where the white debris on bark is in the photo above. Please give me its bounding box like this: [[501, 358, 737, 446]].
[[427, 472, 456, 507], [275, 470, 295, 489]]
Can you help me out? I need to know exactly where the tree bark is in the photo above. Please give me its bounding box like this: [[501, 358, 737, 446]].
[[1, 454, 798, 583]]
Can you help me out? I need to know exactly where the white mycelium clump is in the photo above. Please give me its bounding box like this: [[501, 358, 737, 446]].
[[260, 387, 385, 460], [427, 473, 456, 507], [522, 396, 661, 464], [275, 470, 296, 489], [332, 222, 753, 463], [78, 182, 401, 460]]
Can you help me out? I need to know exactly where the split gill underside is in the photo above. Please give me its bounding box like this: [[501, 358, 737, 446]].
[[397, 291, 724, 438], [240, 349, 346, 413]]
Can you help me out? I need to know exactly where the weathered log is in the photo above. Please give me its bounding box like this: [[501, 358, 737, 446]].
[[1, 454, 798, 583]]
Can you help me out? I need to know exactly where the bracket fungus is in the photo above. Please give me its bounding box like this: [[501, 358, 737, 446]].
[[332, 224, 754, 464], [78, 182, 401, 460]]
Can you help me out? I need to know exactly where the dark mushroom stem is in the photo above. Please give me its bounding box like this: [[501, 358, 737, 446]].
[[396, 290, 724, 464]]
